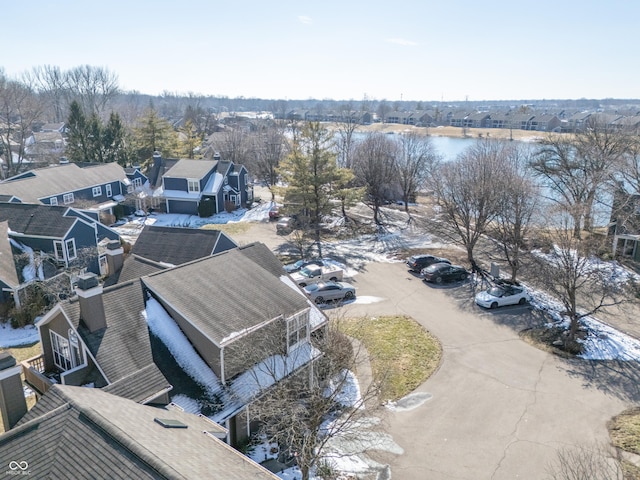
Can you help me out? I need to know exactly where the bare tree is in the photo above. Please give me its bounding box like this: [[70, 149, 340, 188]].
[[250, 320, 382, 480], [334, 102, 360, 168], [529, 215, 632, 348], [215, 126, 252, 165], [395, 132, 439, 214], [489, 143, 540, 282], [352, 132, 398, 226], [27, 65, 69, 122], [0, 71, 45, 177], [253, 125, 288, 200], [427, 139, 508, 270], [65, 65, 120, 117]]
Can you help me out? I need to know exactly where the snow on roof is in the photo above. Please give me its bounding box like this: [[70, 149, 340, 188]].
[[204, 172, 223, 195], [161, 190, 201, 200], [144, 296, 321, 424]]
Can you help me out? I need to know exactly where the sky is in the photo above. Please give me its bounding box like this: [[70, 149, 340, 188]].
[[3, 1, 639, 102]]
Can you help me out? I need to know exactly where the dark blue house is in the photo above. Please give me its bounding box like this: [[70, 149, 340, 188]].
[[161, 156, 253, 216], [0, 203, 120, 305]]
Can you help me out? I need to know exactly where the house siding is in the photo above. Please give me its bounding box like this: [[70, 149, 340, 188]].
[[39, 312, 69, 372], [149, 293, 222, 377]]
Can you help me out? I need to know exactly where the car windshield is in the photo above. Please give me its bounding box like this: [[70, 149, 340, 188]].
[[424, 264, 443, 273], [299, 267, 316, 278], [304, 284, 319, 292], [487, 287, 506, 297], [292, 260, 304, 269]]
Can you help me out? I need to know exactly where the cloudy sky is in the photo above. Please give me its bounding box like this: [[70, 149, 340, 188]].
[[3, 0, 638, 102]]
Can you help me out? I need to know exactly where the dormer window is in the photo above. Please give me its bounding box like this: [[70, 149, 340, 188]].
[[187, 179, 200, 193], [63, 193, 74, 204]]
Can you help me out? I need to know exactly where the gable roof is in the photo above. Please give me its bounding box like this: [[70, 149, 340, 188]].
[[56, 280, 171, 402], [142, 243, 309, 346], [0, 163, 128, 203], [0, 202, 77, 238], [4, 384, 278, 479], [163, 159, 217, 179], [104, 254, 168, 287], [132, 226, 238, 266]]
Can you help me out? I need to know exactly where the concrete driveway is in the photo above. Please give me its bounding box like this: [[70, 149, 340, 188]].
[[342, 261, 640, 479]]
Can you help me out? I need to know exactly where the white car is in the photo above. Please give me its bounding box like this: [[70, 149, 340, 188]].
[[475, 284, 531, 309], [303, 281, 356, 304]]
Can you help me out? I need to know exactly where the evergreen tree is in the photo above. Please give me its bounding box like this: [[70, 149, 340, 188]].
[[66, 100, 91, 162], [103, 112, 128, 165], [278, 122, 349, 256], [132, 106, 178, 162]]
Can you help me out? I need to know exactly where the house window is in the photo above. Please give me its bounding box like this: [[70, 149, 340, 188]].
[[105, 184, 112, 197], [65, 239, 77, 261], [68, 329, 82, 366], [99, 255, 108, 275], [127, 185, 134, 194], [50, 330, 73, 371], [287, 312, 309, 351], [50, 197, 58, 206], [132, 178, 143, 188], [53, 241, 65, 261], [187, 179, 200, 193], [63, 193, 74, 204], [92, 186, 102, 197], [244, 173, 249, 186]]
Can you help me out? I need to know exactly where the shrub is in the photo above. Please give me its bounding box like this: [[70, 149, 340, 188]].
[[198, 197, 215, 217], [224, 201, 237, 213]]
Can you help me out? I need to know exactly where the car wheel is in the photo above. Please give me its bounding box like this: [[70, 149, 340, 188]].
[[329, 277, 338, 282], [300, 283, 307, 287], [435, 276, 443, 284], [490, 302, 498, 309], [518, 297, 527, 305], [315, 297, 324, 304], [344, 291, 354, 300]]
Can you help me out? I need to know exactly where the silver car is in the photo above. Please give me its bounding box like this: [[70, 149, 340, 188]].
[[303, 281, 356, 304]]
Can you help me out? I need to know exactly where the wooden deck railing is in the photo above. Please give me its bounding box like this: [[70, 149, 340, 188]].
[[21, 354, 53, 395]]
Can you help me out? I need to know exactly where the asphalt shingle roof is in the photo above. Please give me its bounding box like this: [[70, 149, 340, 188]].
[[131, 226, 237, 266], [142, 243, 308, 346], [0, 202, 76, 238], [0, 162, 128, 203], [2, 385, 278, 479], [60, 280, 170, 401], [0, 221, 19, 288], [162, 159, 217, 179]]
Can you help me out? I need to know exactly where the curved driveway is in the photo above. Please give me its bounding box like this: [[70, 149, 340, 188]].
[[342, 261, 640, 479]]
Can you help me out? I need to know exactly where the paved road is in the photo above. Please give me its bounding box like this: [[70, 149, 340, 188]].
[[234, 221, 640, 478], [343, 261, 640, 479]]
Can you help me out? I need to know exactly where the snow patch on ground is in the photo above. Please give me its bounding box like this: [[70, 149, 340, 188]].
[[0, 322, 39, 348]]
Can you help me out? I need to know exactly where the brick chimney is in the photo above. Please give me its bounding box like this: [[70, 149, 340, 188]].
[[76, 273, 106, 332], [0, 353, 27, 430], [105, 241, 124, 276]]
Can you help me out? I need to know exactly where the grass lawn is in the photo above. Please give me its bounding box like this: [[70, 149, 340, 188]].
[[610, 408, 640, 476], [340, 315, 441, 402], [0, 342, 41, 433], [200, 222, 252, 236]]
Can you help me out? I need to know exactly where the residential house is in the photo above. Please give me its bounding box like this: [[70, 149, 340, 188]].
[[412, 110, 435, 127], [0, 203, 120, 304], [22, 273, 172, 404], [612, 115, 640, 134], [508, 113, 535, 131], [464, 112, 490, 128], [529, 114, 561, 132], [161, 156, 252, 216], [608, 189, 640, 261], [131, 225, 238, 266], [0, 162, 134, 222], [489, 112, 510, 129], [141, 242, 328, 444], [0, 384, 279, 479], [566, 111, 592, 132], [449, 111, 469, 127], [24, 131, 66, 165]]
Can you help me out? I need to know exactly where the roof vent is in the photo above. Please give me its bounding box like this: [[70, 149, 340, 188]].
[[154, 418, 188, 429]]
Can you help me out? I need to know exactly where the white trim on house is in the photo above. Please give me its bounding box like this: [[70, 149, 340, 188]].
[[92, 186, 102, 197], [50, 197, 58, 206], [105, 184, 112, 197], [63, 192, 74, 204]]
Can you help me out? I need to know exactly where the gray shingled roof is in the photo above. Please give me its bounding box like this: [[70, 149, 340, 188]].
[[103, 255, 168, 287], [3, 384, 278, 479], [132, 226, 237, 266], [142, 243, 308, 346], [60, 280, 170, 401], [0, 163, 128, 203], [0, 202, 76, 238], [162, 159, 217, 179]]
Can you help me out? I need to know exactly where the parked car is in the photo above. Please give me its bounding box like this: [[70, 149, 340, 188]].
[[303, 281, 356, 304], [407, 254, 451, 273], [268, 205, 280, 220], [291, 264, 344, 287], [283, 258, 325, 274], [422, 263, 469, 284], [276, 217, 294, 234], [475, 284, 531, 309]]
